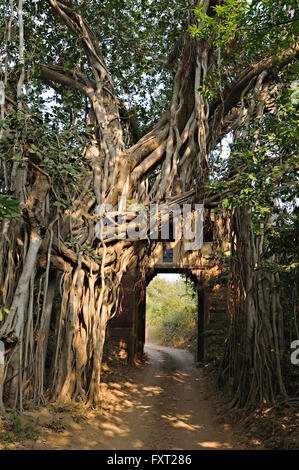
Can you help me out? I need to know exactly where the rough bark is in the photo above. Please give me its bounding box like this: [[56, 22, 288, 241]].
[[218, 206, 288, 409], [0, 0, 296, 410]]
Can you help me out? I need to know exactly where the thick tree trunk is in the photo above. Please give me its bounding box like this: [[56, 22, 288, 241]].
[[218, 206, 288, 409], [0, 0, 296, 412]]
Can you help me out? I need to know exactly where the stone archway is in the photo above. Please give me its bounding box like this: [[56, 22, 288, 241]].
[[107, 238, 229, 365]]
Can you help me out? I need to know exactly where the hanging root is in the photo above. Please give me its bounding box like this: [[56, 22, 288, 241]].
[[218, 206, 288, 410]]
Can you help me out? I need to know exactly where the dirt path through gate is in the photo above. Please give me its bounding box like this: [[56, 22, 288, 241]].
[[8, 344, 242, 450], [93, 344, 237, 450]]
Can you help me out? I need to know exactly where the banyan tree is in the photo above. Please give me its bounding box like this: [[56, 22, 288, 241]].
[[0, 0, 298, 412]]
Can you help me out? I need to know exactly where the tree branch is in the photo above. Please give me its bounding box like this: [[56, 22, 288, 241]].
[[210, 45, 299, 121], [40, 64, 93, 95]]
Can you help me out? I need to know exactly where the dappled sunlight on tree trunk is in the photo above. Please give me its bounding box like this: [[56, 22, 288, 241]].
[[0, 0, 297, 413]]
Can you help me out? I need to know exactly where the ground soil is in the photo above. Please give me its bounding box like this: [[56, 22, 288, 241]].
[[0, 344, 297, 450]]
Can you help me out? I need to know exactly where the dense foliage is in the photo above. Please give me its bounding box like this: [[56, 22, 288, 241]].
[[146, 276, 198, 352]]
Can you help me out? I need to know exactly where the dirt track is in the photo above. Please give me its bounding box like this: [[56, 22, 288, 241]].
[[96, 344, 235, 450], [26, 344, 238, 450]]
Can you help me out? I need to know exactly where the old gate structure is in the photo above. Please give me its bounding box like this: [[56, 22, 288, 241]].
[[107, 210, 230, 364]]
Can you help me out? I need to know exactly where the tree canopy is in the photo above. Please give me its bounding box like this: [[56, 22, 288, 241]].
[[0, 0, 298, 412]]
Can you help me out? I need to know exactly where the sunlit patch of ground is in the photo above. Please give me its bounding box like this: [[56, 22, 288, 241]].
[[1, 345, 296, 450], [198, 441, 233, 449]]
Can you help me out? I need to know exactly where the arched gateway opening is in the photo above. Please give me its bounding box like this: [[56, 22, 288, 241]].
[[145, 272, 198, 354], [106, 237, 229, 366]]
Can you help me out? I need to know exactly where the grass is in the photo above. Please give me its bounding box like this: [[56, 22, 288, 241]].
[[0, 409, 40, 447]]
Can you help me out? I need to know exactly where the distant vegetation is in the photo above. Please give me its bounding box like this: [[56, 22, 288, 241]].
[[146, 276, 197, 354]]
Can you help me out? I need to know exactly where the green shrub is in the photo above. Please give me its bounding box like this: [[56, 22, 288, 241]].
[[146, 277, 197, 352]]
